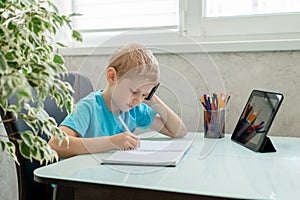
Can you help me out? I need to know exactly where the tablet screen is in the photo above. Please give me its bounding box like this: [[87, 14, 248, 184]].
[[231, 90, 284, 151]]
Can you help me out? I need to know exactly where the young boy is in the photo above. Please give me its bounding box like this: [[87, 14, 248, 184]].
[[49, 43, 187, 158]]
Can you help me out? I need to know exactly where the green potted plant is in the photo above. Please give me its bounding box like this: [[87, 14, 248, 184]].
[[0, 0, 82, 164]]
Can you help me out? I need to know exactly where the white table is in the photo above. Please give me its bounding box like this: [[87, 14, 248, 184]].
[[34, 132, 300, 200]]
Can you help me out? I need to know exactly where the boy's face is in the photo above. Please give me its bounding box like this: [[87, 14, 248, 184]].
[[111, 77, 157, 112]]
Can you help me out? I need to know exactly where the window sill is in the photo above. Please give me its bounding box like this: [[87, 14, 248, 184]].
[[58, 39, 300, 56]]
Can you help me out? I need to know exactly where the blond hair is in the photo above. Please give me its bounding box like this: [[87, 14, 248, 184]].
[[107, 43, 159, 82]]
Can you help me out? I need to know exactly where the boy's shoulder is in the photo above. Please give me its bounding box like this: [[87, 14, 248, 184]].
[[77, 90, 103, 105]]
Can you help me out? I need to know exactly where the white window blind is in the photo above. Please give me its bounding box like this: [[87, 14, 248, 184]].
[[72, 0, 178, 33]]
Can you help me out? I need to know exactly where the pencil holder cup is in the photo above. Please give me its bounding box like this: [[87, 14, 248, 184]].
[[204, 109, 225, 138]]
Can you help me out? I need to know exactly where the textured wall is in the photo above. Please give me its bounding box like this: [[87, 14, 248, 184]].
[[0, 117, 18, 200], [63, 51, 300, 137]]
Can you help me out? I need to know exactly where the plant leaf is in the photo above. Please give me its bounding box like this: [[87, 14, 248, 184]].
[[19, 89, 32, 99], [53, 54, 64, 65], [69, 13, 83, 17], [18, 141, 31, 161], [72, 30, 83, 42], [56, 42, 67, 47], [0, 52, 7, 72], [20, 131, 34, 147], [5, 141, 20, 165], [0, 140, 6, 151]]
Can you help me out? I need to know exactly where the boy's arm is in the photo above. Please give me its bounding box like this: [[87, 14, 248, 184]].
[[145, 95, 187, 138], [48, 126, 140, 158]]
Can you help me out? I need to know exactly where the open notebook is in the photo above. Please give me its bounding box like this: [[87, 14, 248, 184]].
[[101, 133, 195, 167]]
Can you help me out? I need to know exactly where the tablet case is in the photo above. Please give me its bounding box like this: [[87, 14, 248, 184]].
[[231, 89, 283, 153], [259, 136, 276, 153]]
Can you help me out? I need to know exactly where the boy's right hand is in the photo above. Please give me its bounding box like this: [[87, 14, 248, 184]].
[[109, 132, 140, 150]]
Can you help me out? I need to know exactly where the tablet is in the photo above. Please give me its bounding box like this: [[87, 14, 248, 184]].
[[231, 90, 284, 152]]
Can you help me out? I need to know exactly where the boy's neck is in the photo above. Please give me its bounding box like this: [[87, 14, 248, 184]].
[[102, 89, 121, 114]]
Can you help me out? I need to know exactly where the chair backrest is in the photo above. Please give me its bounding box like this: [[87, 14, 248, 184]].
[[43, 72, 94, 127], [0, 72, 94, 200]]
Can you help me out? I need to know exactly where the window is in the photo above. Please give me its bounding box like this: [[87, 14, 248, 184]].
[[183, 0, 300, 40], [205, 0, 300, 17], [58, 0, 300, 53]]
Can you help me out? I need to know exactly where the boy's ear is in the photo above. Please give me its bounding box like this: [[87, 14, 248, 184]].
[[106, 67, 117, 84]]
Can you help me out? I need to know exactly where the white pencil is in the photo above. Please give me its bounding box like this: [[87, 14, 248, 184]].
[[117, 114, 131, 133]]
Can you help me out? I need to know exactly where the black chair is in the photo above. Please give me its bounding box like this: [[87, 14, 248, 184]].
[[0, 72, 94, 200]]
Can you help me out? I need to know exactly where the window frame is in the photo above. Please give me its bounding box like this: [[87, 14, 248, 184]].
[[58, 0, 300, 56]]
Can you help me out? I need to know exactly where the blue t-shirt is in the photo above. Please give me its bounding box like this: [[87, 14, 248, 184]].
[[60, 90, 157, 138]]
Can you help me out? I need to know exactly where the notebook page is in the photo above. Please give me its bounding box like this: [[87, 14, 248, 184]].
[[101, 134, 194, 166], [130, 140, 185, 152]]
